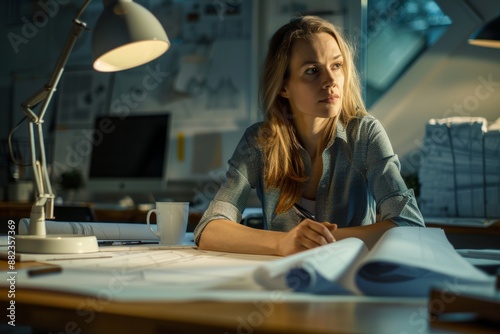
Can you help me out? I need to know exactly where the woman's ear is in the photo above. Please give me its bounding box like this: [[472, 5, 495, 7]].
[[279, 86, 289, 99]]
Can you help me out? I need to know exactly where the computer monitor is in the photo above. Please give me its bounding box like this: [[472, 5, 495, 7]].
[[86, 113, 170, 194]]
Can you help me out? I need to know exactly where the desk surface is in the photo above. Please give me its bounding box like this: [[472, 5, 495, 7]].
[[1, 282, 494, 334], [1, 203, 499, 332], [1, 261, 497, 334]]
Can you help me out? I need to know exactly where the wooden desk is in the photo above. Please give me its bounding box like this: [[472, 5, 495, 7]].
[[0, 261, 498, 334], [426, 221, 500, 249], [2, 203, 498, 332]]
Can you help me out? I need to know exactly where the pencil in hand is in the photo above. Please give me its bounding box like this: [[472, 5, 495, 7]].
[[293, 203, 316, 221]]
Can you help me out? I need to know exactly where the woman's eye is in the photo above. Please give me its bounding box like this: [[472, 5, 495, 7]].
[[333, 62, 343, 69], [305, 67, 318, 75]]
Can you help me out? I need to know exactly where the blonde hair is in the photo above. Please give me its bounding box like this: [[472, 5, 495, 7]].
[[258, 16, 367, 213]]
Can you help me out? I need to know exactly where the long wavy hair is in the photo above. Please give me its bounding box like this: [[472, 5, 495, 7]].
[[257, 16, 367, 213]]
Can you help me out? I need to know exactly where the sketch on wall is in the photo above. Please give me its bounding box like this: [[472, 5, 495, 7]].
[[110, 0, 253, 132], [106, 0, 254, 180], [162, 39, 250, 133]]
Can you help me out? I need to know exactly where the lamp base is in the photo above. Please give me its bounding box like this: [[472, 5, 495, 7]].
[[16, 234, 99, 254]]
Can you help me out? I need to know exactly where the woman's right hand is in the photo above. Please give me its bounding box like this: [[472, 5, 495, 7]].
[[277, 220, 337, 256]]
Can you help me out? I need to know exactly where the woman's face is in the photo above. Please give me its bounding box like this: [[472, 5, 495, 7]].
[[280, 32, 344, 120]]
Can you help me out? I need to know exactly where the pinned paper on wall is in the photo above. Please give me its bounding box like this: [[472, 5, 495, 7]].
[[177, 132, 185, 161], [174, 54, 210, 94], [191, 132, 222, 174]]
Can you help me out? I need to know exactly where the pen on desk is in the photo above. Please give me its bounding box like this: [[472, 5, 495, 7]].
[[98, 240, 159, 246], [28, 266, 62, 278], [293, 203, 316, 221]]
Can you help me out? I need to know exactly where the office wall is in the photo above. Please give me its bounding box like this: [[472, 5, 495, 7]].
[[0, 0, 346, 203], [370, 0, 500, 175], [0, 0, 258, 201], [3, 0, 497, 201]]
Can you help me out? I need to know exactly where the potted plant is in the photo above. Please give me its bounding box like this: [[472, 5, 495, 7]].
[[57, 168, 84, 203]]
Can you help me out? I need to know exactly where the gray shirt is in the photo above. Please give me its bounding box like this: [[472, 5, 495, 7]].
[[194, 116, 425, 244]]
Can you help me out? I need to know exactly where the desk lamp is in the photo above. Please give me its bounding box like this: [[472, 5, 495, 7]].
[[468, 11, 500, 48], [16, 0, 170, 254]]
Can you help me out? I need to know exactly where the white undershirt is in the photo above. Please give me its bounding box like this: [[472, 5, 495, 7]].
[[299, 197, 316, 217]]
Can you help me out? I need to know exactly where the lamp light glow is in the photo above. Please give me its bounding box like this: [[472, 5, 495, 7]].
[[92, 0, 170, 72], [94, 40, 169, 72]]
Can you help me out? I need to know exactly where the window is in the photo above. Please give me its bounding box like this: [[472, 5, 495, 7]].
[[365, 0, 451, 107]]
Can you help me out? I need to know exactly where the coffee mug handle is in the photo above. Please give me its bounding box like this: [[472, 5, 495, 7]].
[[146, 209, 161, 238]]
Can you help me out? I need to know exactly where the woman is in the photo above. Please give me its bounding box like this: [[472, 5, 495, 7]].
[[194, 16, 424, 256]]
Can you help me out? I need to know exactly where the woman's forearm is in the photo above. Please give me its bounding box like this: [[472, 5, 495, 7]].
[[198, 219, 397, 256], [331, 220, 397, 249], [197, 219, 284, 255]]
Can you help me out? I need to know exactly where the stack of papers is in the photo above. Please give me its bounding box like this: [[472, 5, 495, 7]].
[[418, 117, 500, 218]]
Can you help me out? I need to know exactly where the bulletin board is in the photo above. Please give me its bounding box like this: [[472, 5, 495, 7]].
[[107, 0, 256, 182]]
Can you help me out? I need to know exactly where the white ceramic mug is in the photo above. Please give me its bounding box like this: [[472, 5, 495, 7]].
[[146, 202, 189, 245]]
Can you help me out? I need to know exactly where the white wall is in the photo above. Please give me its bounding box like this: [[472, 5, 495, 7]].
[[370, 0, 500, 174]]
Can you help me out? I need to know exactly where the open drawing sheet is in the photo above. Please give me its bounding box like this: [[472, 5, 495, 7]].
[[18, 218, 160, 241], [0, 242, 195, 263], [5, 247, 426, 303], [254, 237, 368, 295], [254, 227, 494, 297], [9, 248, 283, 301]]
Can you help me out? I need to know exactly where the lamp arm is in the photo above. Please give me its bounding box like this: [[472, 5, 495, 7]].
[[21, 0, 92, 121], [20, 0, 92, 236]]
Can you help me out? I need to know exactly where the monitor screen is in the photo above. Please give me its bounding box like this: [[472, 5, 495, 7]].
[[87, 113, 170, 193]]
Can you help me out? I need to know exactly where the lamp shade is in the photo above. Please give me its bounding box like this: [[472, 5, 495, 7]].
[[92, 0, 170, 72], [468, 14, 500, 49]]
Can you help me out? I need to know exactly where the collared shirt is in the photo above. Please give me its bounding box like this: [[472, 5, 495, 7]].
[[194, 116, 425, 244]]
